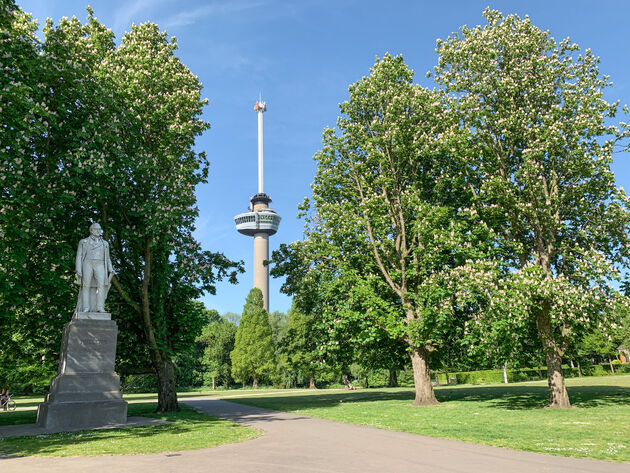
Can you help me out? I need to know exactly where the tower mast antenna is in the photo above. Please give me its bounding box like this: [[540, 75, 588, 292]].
[[253, 95, 266, 194]]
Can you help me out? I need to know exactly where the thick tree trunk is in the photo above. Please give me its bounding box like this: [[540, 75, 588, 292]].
[[154, 356, 179, 413], [535, 303, 571, 408], [388, 369, 398, 387], [309, 371, 317, 389], [141, 239, 178, 413], [409, 347, 438, 406], [253, 377, 258, 390]]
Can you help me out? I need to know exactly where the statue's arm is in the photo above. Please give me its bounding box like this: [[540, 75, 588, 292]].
[[75, 240, 84, 275], [105, 241, 115, 275]]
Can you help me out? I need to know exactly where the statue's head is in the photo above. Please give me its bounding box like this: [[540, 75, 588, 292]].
[[89, 222, 102, 237]]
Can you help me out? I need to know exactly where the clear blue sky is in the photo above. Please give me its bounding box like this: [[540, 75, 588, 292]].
[[17, 0, 630, 315]]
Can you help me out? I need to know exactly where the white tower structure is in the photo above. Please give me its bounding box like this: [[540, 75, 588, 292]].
[[234, 100, 281, 312]]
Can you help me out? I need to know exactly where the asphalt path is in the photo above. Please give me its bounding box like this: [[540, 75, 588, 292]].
[[2, 397, 628, 473]]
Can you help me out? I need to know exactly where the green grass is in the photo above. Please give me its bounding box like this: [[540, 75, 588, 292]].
[[223, 375, 630, 462], [0, 402, 258, 457]]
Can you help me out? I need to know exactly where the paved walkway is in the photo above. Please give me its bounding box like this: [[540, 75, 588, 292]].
[[2, 398, 627, 473]]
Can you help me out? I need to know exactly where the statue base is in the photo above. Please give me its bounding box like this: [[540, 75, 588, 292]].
[[37, 314, 128, 431], [75, 311, 112, 320]]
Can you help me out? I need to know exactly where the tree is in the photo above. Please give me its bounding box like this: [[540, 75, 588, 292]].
[[0, 7, 240, 408], [281, 55, 492, 405], [0, 6, 120, 392], [230, 288, 275, 389], [197, 314, 237, 389], [578, 328, 618, 373], [97, 22, 241, 412], [269, 310, 289, 346], [281, 305, 325, 389], [223, 312, 241, 326], [433, 9, 630, 407], [171, 304, 220, 388]]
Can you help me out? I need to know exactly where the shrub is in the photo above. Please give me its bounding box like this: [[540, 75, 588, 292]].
[[120, 374, 156, 393]]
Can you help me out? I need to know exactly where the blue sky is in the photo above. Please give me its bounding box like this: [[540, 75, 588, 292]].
[[17, 0, 630, 315]]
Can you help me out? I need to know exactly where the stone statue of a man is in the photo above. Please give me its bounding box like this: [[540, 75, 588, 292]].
[[75, 222, 115, 313]]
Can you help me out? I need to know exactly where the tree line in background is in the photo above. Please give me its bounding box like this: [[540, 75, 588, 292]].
[[134, 285, 630, 393]]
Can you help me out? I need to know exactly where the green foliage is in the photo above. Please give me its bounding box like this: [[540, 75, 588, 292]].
[[120, 374, 157, 394], [230, 289, 275, 386], [197, 315, 237, 388], [578, 329, 618, 359], [448, 364, 630, 385], [0, 7, 241, 405], [432, 8, 630, 406], [269, 310, 289, 346], [278, 305, 327, 387], [273, 54, 493, 404], [0, 6, 119, 391]]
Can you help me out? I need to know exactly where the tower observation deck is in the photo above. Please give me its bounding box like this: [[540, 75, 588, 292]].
[[234, 99, 281, 311]]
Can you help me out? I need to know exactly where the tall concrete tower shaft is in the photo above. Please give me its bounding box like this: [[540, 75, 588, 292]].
[[234, 100, 281, 312]]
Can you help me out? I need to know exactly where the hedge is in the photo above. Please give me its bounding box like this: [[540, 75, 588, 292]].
[[430, 362, 630, 385]]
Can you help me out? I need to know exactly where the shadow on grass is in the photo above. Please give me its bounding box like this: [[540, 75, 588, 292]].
[[0, 402, 227, 458], [0, 410, 37, 427], [227, 383, 630, 412]]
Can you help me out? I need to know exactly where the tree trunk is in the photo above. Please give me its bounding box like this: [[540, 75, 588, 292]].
[[212, 376, 216, 390], [154, 356, 179, 413], [444, 369, 450, 385], [577, 360, 582, 377], [409, 346, 438, 406], [141, 238, 178, 413], [609, 356, 615, 375], [569, 359, 575, 369], [503, 360, 508, 384], [309, 371, 317, 389], [535, 303, 571, 408], [536, 366, 542, 379], [364, 375, 369, 388], [253, 377, 258, 390], [388, 369, 398, 387]]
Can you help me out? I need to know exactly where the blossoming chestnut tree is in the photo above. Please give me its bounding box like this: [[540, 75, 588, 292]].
[[433, 9, 630, 408]]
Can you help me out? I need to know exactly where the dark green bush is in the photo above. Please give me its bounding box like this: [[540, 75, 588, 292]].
[[446, 363, 630, 386], [120, 374, 156, 393]]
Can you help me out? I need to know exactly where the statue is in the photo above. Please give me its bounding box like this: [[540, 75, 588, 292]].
[[38, 222, 127, 430], [75, 222, 115, 313]]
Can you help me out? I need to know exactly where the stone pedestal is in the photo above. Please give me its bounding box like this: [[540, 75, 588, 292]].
[[37, 313, 128, 430]]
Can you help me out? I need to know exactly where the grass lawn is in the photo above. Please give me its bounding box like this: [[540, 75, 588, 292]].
[[0, 402, 258, 457], [223, 375, 630, 462]]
